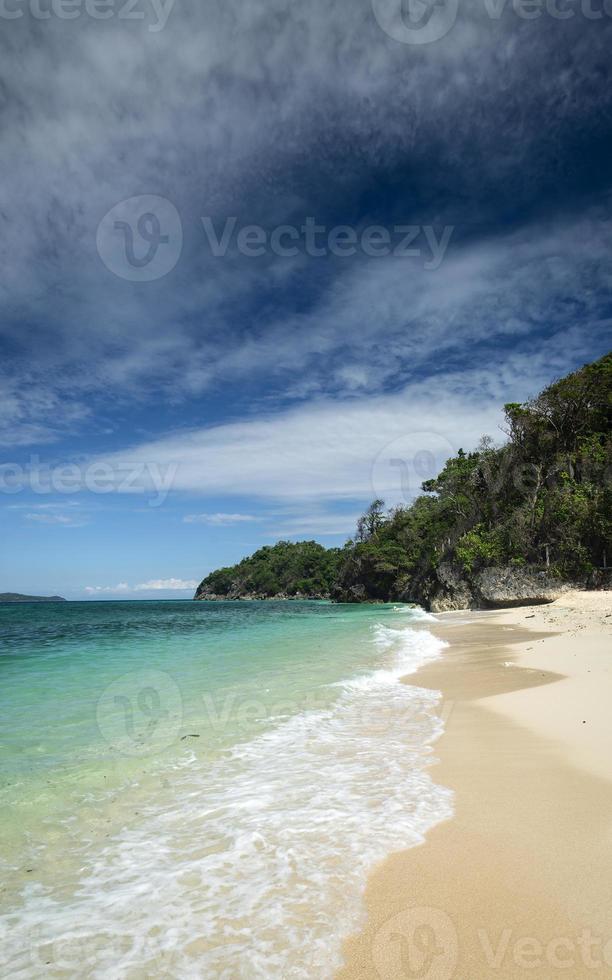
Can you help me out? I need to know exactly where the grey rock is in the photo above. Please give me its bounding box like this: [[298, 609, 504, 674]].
[[430, 563, 475, 612], [402, 562, 572, 611], [474, 566, 569, 607]]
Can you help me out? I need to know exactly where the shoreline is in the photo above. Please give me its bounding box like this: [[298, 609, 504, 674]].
[[337, 591, 612, 979]]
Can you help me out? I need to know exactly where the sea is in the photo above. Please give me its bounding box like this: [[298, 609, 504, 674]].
[[0, 599, 453, 978]]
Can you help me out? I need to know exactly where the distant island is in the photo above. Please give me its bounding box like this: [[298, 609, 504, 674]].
[[0, 593, 66, 603], [195, 353, 611, 610]]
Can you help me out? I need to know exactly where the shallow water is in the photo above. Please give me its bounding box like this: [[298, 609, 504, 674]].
[[0, 599, 452, 978]]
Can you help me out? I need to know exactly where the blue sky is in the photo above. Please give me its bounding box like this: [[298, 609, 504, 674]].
[[1, 0, 611, 598]]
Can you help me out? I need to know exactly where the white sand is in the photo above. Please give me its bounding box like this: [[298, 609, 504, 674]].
[[481, 591, 612, 783], [337, 590, 612, 979]]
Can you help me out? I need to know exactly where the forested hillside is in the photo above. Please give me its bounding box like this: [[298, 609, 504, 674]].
[[194, 540, 345, 599], [195, 354, 611, 607]]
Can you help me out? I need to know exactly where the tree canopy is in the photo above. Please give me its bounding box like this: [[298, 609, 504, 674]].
[[196, 354, 611, 602], [195, 540, 345, 598]]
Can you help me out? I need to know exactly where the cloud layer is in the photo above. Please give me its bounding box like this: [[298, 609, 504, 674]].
[[1, 0, 611, 450], [84, 578, 197, 593]]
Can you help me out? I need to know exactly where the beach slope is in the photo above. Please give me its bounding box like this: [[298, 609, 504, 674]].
[[338, 591, 612, 979]]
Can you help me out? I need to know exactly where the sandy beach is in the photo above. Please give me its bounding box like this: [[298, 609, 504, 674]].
[[337, 590, 612, 979]]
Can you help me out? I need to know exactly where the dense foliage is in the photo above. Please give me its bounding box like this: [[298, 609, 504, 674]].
[[333, 353, 611, 600], [196, 355, 611, 602], [195, 540, 345, 598]]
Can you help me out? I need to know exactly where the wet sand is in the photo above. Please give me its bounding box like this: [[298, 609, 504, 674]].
[[337, 592, 612, 979]]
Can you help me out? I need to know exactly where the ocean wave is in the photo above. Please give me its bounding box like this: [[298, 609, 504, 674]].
[[389, 604, 436, 621], [2, 625, 453, 979]]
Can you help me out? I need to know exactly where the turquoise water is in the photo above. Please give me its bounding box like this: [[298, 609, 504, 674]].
[[0, 599, 452, 978]]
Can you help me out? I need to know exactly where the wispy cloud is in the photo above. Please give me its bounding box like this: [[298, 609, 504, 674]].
[[133, 578, 198, 591], [183, 513, 259, 525], [0, 4, 610, 447], [84, 578, 197, 594], [25, 512, 87, 527], [8, 501, 81, 510], [2, 0, 610, 598], [89, 351, 574, 505], [84, 583, 131, 594], [264, 513, 360, 539], [2, 211, 610, 448]]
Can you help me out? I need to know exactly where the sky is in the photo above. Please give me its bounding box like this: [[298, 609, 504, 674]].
[[0, 0, 611, 599]]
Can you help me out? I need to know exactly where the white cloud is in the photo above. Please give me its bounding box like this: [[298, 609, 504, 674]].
[[84, 583, 131, 594], [90, 357, 544, 505], [183, 513, 259, 525], [84, 578, 197, 594], [133, 578, 198, 591], [25, 512, 87, 527], [10, 501, 80, 510], [2, 209, 609, 451], [16, 330, 603, 518], [0, 5, 610, 447], [264, 512, 361, 538]]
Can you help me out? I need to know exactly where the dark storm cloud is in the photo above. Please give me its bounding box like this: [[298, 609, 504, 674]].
[[0, 0, 611, 446]]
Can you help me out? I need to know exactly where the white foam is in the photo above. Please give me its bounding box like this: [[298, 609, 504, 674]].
[[1, 625, 453, 979], [390, 604, 436, 621], [371, 622, 446, 668]]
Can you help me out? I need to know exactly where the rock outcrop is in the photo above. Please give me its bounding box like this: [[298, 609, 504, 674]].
[[196, 561, 575, 610], [402, 562, 571, 612], [474, 566, 570, 608], [194, 588, 329, 601]]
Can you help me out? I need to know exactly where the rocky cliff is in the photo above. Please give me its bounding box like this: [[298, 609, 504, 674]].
[[194, 587, 330, 601], [400, 563, 572, 612]]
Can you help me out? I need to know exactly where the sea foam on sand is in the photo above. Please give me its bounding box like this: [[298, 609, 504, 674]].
[[2, 621, 453, 980]]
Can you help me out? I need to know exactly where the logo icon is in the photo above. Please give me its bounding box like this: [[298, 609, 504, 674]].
[[372, 0, 459, 44], [372, 906, 458, 979], [96, 668, 183, 756], [371, 431, 455, 510], [96, 195, 182, 281], [30, 929, 143, 973]]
